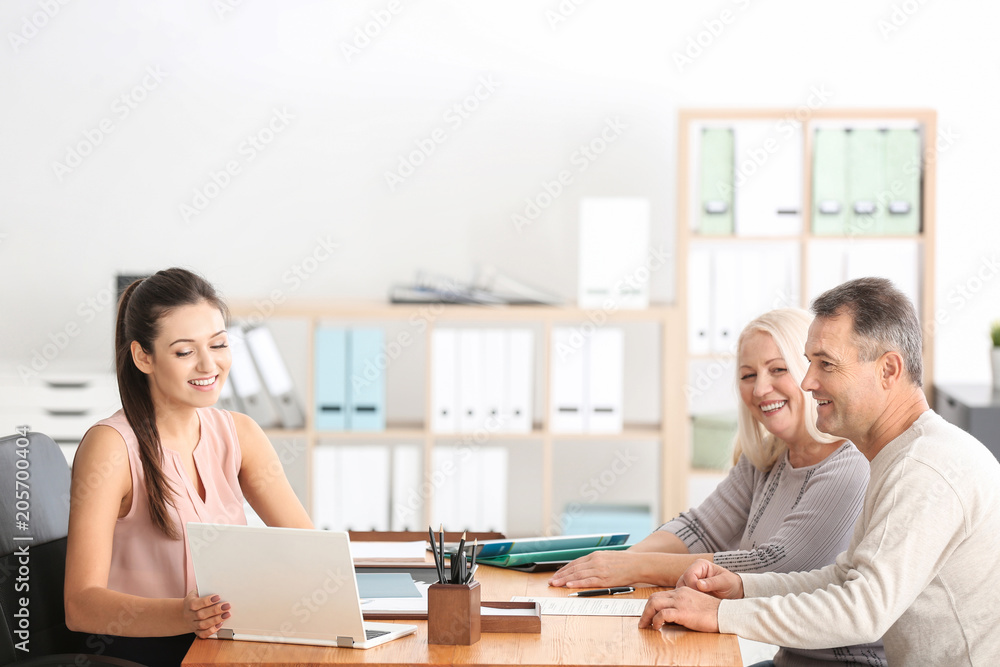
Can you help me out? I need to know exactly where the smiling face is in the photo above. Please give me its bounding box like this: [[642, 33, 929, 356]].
[[738, 331, 810, 447], [132, 300, 231, 411], [801, 313, 883, 448]]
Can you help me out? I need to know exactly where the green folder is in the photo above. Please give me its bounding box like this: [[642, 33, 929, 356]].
[[846, 129, 885, 236], [882, 128, 922, 235], [812, 128, 847, 236], [699, 128, 734, 235], [475, 544, 631, 568]]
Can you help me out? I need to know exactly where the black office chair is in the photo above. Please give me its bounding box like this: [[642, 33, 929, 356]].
[[0, 430, 145, 666]]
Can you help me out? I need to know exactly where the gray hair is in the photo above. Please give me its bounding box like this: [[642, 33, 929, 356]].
[[811, 277, 923, 387]]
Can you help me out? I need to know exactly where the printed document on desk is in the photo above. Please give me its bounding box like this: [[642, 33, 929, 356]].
[[511, 596, 646, 617]]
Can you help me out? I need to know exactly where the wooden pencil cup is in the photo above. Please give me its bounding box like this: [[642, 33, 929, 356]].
[[427, 581, 481, 645]]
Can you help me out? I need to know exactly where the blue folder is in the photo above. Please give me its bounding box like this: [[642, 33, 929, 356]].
[[314, 327, 347, 430], [348, 328, 386, 431]]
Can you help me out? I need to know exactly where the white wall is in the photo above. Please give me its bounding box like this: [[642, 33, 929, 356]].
[[3, 0, 998, 388]]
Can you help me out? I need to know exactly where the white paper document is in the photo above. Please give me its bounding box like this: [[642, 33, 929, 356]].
[[349, 541, 427, 560], [510, 596, 646, 617]]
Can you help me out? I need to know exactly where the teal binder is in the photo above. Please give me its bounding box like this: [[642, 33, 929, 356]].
[[699, 128, 734, 235], [883, 128, 921, 235], [314, 327, 347, 430], [349, 328, 386, 431], [846, 129, 886, 236], [812, 128, 848, 236]]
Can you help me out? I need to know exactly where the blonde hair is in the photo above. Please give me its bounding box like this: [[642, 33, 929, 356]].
[[731, 308, 840, 472]]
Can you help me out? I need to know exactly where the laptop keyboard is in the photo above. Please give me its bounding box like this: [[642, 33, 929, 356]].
[[365, 629, 391, 640]]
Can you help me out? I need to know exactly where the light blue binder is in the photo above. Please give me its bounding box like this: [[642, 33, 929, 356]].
[[348, 328, 386, 431], [314, 327, 347, 431]]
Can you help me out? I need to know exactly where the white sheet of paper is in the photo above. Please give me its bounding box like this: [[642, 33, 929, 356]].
[[510, 596, 646, 617], [349, 540, 427, 560]]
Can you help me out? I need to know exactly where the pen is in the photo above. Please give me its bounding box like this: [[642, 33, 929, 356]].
[[568, 587, 635, 597]]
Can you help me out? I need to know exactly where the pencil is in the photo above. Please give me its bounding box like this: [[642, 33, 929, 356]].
[[429, 526, 445, 584]]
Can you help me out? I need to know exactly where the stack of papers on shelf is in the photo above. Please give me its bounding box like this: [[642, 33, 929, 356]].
[[443, 533, 630, 569], [389, 268, 564, 306]]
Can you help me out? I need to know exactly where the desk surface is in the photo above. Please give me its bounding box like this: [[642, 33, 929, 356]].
[[182, 564, 741, 667]]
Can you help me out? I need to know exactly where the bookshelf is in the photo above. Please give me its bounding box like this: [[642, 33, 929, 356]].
[[227, 302, 688, 536], [677, 108, 937, 463]]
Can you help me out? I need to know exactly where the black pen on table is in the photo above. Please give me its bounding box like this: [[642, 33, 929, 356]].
[[568, 587, 635, 597]]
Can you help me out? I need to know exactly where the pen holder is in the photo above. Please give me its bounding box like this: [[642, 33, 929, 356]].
[[427, 581, 481, 645]]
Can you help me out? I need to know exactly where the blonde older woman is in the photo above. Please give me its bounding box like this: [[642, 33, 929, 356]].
[[550, 308, 885, 666]]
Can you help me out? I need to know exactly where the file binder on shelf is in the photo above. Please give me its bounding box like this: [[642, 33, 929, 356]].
[[431, 328, 458, 433], [732, 120, 802, 237], [227, 325, 280, 428], [882, 128, 922, 235], [390, 444, 423, 531], [244, 325, 304, 429], [698, 127, 735, 235], [313, 444, 391, 531], [457, 329, 484, 433], [550, 328, 586, 433], [431, 328, 534, 434], [550, 326, 624, 434], [587, 329, 624, 434], [504, 330, 534, 433], [313, 327, 386, 432], [314, 327, 347, 430], [578, 197, 651, 309], [812, 127, 848, 236], [846, 129, 886, 236], [349, 328, 387, 432]]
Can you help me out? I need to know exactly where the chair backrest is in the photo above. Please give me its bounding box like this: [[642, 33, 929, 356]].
[[0, 430, 89, 661]]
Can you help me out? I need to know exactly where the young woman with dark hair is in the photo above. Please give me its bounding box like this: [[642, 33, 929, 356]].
[[64, 268, 312, 666]]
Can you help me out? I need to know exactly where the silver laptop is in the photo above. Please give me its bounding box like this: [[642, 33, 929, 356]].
[[186, 523, 418, 649]]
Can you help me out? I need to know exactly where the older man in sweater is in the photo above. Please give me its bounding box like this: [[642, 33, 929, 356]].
[[640, 277, 1000, 666]]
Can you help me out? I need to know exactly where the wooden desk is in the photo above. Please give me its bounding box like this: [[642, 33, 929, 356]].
[[182, 566, 741, 667]]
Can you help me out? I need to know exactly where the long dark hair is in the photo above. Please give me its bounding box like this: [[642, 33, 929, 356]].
[[115, 268, 229, 539]]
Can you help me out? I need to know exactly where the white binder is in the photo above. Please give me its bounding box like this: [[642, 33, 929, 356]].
[[244, 325, 304, 428], [504, 329, 534, 433], [733, 121, 802, 237], [390, 444, 423, 531], [227, 325, 280, 428], [587, 328, 624, 433], [431, 329, 458, 433], [687, 246, 713, 356], [312, 444, 391, 531], [311, 446, 341, 531], [481, 329, 506, 431], [458, 330, 483, 433], [478, 446, 509, 533], [578, 197, 651, 309], [430, 446, 459, 530], [550, 327, 586, 433], [711, 249, 740, 354]]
